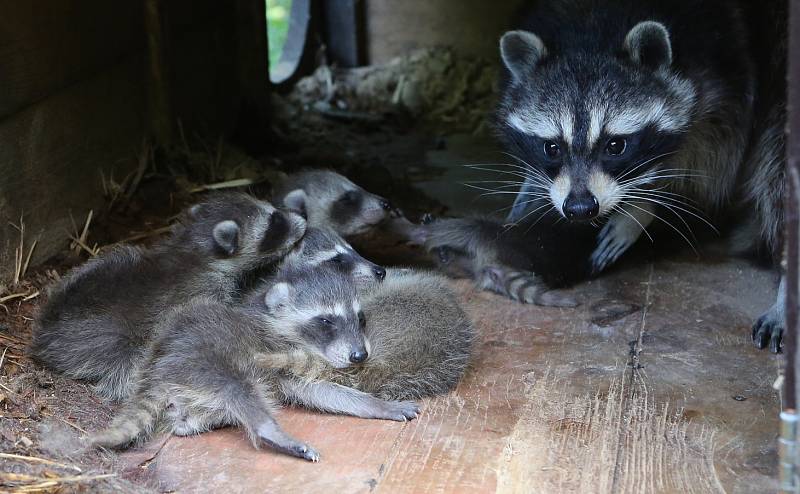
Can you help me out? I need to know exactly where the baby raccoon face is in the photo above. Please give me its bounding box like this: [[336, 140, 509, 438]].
[[261, 268, 369, 368], [300, 301, 368, 368], [279, 171, 393, 238], [186, 193, 306, 266], [284, 227, 386, 287], [497, 23, 693, 224]]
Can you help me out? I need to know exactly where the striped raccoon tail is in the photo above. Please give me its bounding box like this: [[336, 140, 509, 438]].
[[477, 265, 578, 308], [90, 389, 165, 450], [254, 349, 330, 381]]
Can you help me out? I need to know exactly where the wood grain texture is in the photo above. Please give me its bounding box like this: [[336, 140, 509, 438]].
[[121, 255, 781, 493]]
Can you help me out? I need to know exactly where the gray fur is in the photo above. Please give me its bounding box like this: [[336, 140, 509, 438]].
[[472, 0, 787, 350], [279, 226, 386, 287], [273, 170, 392, 238], [256, 268, 475, 401], [91, 266, 421, 460], [390, 216, 580, 307], [31, 193, 306, 400]]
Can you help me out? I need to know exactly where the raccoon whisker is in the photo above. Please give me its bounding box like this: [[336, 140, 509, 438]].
[[623, 187, 706, 214], [466, 166, 551, 186], [621, 173, 709, 187], [620, 200, 699, 255], [465, 180, 551, 192], [620, 195, 697, 242], [622, 192, 719, 233], [505, 201, 556, 230], [495, 154, 556, 185], [641, 185, 702, 205], [523, 204, 558, 233], [611, 205, 654, 242], [465, 162, 551, 183], [488, 197, 547, 216], [620, 169, 711, 185], [463, 183, 550, 198], [615, 151, 679, 182], [500, 151, 536, 170]]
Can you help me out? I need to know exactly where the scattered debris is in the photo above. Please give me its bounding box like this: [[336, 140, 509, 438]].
[[288, 47, 497, 134], [9, 214, 38, 287]]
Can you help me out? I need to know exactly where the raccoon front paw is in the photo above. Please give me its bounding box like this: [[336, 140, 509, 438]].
[[752, 307, 784, 353], [591, 223, 635, 274], [375, 400, 421, 422], [292, 443, 321, 462]]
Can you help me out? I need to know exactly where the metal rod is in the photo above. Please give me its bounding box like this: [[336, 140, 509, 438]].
[[787, 0, 800, 412], [781, 410, 799, 493]]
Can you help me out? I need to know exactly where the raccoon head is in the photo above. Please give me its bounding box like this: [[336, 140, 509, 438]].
[[181, 192, 307, 267], [277, 170, 393, 238], [497, 22, 695, 224], [259, 266, 369, 368], [282, 226, 386, 287]]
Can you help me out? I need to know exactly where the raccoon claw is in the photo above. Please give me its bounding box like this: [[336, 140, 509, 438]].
[[752, 312, 783, 353], [420, 213, 436, 225], [378, 400, 421, 422], [296, 444, 321, 462], [591, 224, 632, 274], [435, 246, 454, 265]]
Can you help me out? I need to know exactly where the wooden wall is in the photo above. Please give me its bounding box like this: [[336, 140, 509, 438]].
[[0, 0, 270, 282], [364, 0, 525, 64]]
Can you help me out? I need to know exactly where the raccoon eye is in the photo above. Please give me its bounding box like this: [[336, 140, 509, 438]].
[[543, 141, 561, 159], [341, 190, 359, 204], [605, 137, 627, 156], [319, 317, 334, 326], [330, 254, 345, 264]]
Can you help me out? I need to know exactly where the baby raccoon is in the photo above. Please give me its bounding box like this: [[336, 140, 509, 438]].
[[273, 170, 394, 238], [280, 226, 387, 285], [255, 268, 475, 401], [91, 266, 419, 461], [31, 193, 306, 400], [391, 215, 587, 308]]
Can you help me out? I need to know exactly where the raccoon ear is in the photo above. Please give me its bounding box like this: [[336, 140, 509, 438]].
[[624, 21, 672, 70], [283, 189, 308, 219], [264, 282, 293, 313], [500, 30, 548, 82], [212, 220, 239, 256], [188, 203, 204, 218]]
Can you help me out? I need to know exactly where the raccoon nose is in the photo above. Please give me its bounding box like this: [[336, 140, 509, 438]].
[[562, 195, 599, 221], [373, 266, 386, 280], [349, 349, 368, 363]]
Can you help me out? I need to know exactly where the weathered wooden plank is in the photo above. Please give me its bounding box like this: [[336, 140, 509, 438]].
[[123, 257, 781, 493]]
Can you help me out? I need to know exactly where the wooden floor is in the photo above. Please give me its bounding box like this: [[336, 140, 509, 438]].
[[119, 252, 781, 493]]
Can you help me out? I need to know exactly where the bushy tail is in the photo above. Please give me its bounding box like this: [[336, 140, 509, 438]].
[[254, 349, 329, 381], [478, 266, 578, 308], [90, 389, 165, 450]]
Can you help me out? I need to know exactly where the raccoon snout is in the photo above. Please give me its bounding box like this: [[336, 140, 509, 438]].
[[373, 266, 387, 280], [562, 194, 600, 221], [349, 349, 368, 363]]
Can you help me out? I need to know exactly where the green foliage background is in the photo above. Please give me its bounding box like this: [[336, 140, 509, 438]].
[[267, 0, 291, 71]]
